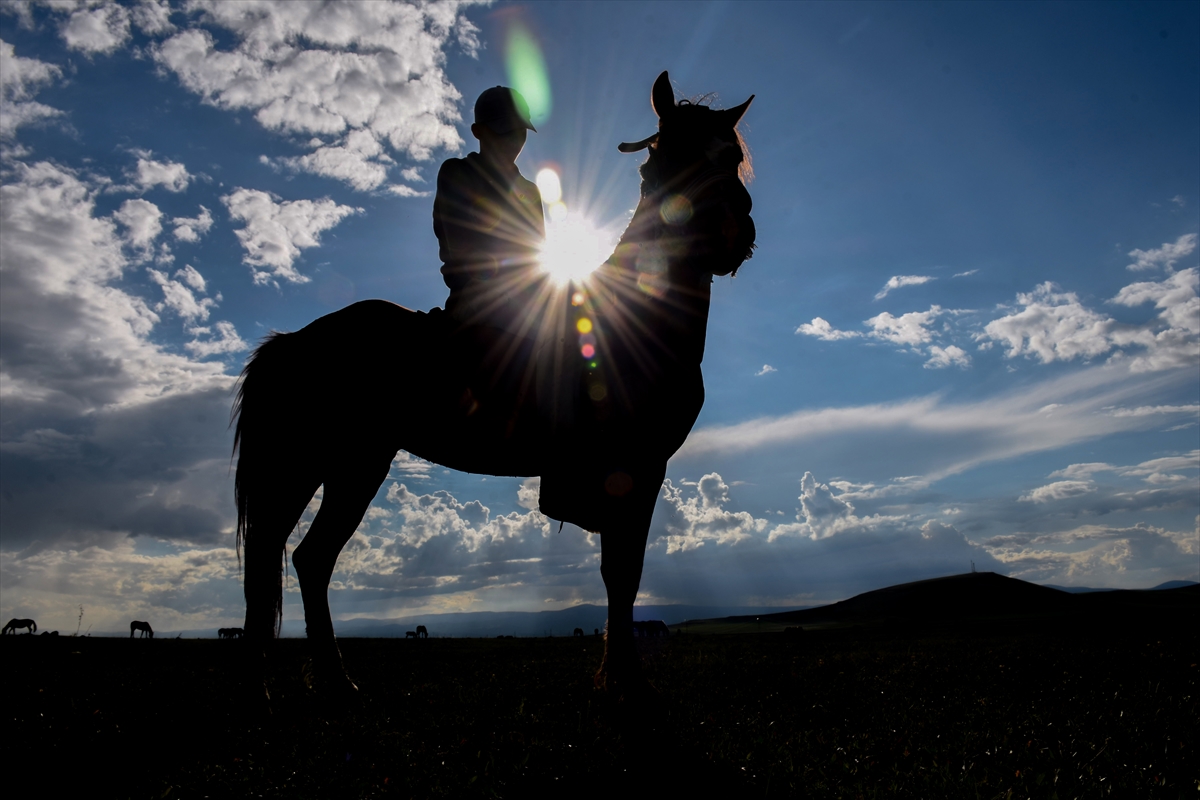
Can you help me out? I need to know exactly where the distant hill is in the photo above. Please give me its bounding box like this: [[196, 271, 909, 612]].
[[681, 572, 1199, 633]]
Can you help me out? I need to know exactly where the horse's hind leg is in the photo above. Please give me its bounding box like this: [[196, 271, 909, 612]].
[[292, 449, 394, 694], [242, 473, 321, 641]]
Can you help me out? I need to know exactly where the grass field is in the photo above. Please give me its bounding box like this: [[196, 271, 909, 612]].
[[6, 620, 1196, 798]]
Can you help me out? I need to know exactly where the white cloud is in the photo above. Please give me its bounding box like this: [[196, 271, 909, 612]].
[[171, 206, 214, 242], [874, 274, 933, 300], [0, 38, 63, 139], [0, 159, 231, 410], [657, 473, 767, 553], [1108, 404, 1200, 417], [677, 363, 1195, 487], [796, 316, 860, 340], [112, 198, 163, 262], [982, 521, 1198, 585], [1049, 462, 1116, 480], [152, 0, 483, 190], [1126, 233, 1197, 272], [386, 183, 432, 198], [148, 265, 216, 322], [130, 0, 174, 36], [1020, 480, 1096, 503], [130, 153, 191, 193], [60, 1, 131, 55], [953, 269, 979, 278], [980, 284, 1115, 363], [278, 129, 392, 191], [865, 305, 941, 346], [767, 472, 903, 542], [1110, 268, 1199, 372], [184, 320, 247, 358], [755, 364, 776, 376], [222, 188, 360, 284], [924, 344, 970, 369]]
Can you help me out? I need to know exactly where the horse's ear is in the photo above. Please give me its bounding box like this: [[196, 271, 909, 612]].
[[719, 95, 754, 127], [651, 71, 675, 119]]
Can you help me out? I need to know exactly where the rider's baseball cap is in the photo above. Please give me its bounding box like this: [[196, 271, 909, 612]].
[[474, 87, 537, 135]]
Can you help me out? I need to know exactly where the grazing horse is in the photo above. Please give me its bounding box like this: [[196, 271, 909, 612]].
[[574, 627, 585, 637], [3, 618, 36, 635], [405, 631, 418, 639], [232, 71, 755, 696], [219, 627, 245, 639], [130, 621, 154, 639], [416, 625, 429, 639]]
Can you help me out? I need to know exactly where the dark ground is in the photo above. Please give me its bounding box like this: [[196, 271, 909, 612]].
[[5, 615, 1196, 799]]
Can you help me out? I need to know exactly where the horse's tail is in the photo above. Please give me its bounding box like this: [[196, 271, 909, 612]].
[[231, 331, 296, 638]]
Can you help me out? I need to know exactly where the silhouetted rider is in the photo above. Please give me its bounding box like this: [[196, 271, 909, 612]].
[[434, 87, 546, 402]]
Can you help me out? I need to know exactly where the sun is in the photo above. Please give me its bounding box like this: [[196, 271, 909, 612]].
[[539, 213, 613, 285], [535, 167, 614, 285]]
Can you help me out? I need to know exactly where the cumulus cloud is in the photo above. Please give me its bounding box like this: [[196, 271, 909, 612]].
[[982, 521, 1198, 585], [148, 264, 216, 322], [184, 320, 247, 358], [1126, 233, 1197, 272], [112, 197, 164, 261], [978, 268, 1198, 372], [171, 206, 213, 242], [60, 1, 132, 55], [866, 306, 943, 346], [767, 472, 902, 542], [277, 129, 392, 192], [0, 38, 63, 139], [657, 473, 767, 553], [874, 274, 933, 300], [795, 316, 860, 340], [152, 0, 482, 190], [755, 364, 776, 376], [222, 188, 360, 284], [980, 284, 1115, 363], [128, 152, 191, 193], [924, 344, 970, 369]]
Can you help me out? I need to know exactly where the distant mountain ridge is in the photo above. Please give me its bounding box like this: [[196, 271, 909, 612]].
[[1045, 579, 1198, 593], [92, 575, 1198, 638]]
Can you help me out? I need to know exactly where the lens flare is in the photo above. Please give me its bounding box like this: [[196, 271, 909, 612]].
[[505, 23, 551, 125], [536, 168, 562, 204], [576, 317, 593, 334]]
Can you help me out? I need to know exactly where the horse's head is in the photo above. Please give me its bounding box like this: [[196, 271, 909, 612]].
[[619, 71, 753, 195], [618, 71, 755, 278]]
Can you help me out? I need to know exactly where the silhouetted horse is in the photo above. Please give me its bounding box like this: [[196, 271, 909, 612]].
[[416, 625, 429, 639], [232, 71, 755, 697], [405, 631, 418, 639], [574, 627, 585, 637], [219, 627, 245, 639], [2, 618, 36, 635], [130, 621, 153, 639]]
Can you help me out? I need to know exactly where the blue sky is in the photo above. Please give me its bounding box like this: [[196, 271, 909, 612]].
[[1, 0, 1196, 634]]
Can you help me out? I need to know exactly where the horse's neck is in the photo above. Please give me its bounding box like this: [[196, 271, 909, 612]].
[[602, 189, 715, 368]]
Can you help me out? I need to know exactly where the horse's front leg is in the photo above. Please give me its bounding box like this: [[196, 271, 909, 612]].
[[595, 482, 658, 697], [291, 451, 394, 695]]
